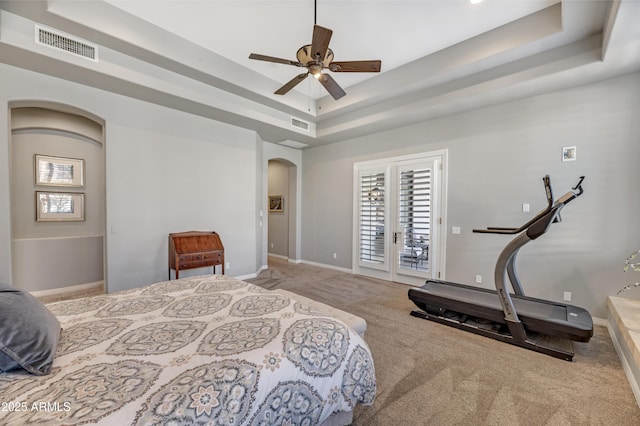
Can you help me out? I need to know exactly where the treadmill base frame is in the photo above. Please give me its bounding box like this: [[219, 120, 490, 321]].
[[410, 309, 575, 361]]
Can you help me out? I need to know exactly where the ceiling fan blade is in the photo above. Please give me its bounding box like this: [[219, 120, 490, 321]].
[[318, 73, 346, 100], [249, 53, 302, 67], [311, 25, 333, 61], [330, 60, 382, 73], [275, 73, 309, 95]]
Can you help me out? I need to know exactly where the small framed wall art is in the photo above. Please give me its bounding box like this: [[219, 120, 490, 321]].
[[269, 195, 284, 212], [36, 191, 85, 222], [34, 154, 85, 187], [562, 146, 576, 162]]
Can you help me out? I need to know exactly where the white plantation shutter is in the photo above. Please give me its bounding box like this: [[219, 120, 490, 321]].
[[359, 170, 386, 266], [398, 167, 431, 272]]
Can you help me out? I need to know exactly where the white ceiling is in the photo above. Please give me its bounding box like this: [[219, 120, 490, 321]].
[[104, 0, 565, 96], [1, 1, 639, 148]]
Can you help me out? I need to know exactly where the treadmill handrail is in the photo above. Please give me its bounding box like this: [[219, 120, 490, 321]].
[[495, 176, 584, 321], [473, 175, 554, 235]]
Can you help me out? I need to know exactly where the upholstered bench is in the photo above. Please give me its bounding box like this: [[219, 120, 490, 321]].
[[274, 289, 367, 338]]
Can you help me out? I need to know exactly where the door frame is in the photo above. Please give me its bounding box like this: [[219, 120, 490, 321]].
[[352, 149, 448, 285]]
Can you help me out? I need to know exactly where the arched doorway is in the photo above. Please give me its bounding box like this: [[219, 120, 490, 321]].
[[268, 158, 297, 261]]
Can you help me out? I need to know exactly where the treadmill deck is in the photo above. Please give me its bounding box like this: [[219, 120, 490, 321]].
[[409, 279, 593, 342]]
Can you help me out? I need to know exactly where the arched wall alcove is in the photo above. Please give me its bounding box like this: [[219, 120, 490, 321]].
[[8, 101, 105, 297]]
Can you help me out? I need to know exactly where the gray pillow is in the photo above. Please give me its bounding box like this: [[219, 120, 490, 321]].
[[0, 283, 61, 375]]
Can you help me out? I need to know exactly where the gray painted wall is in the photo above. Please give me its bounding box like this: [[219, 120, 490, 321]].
[[301, 72, 640, 319], [0, 63, 261, 291]]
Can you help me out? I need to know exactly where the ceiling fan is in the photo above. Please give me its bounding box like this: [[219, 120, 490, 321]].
[[248, 6, 381, 100]]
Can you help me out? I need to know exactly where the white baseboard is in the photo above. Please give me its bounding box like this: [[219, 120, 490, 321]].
[[235, 264, 269, 281], [299, 259, 353, 274], [235, 272, 258, 280], [266, 254, 352, 274], [267, 253, 288, 260], [266, 254, 302, 264], [29, 280, 104, 298]]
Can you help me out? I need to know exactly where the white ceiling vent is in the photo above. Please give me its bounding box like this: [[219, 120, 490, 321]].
[[279, 140, 308, 149], [35, 25, 98, 62], [291, 117, 310, 132]]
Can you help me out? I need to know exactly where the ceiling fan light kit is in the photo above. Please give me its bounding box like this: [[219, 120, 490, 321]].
[[249, 23, 381, 100]]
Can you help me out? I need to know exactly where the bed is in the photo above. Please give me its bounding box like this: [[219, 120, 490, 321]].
[[0, 274, 376, 425]]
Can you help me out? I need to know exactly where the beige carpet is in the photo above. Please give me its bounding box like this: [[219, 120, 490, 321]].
[[248, 257, 640, 426]]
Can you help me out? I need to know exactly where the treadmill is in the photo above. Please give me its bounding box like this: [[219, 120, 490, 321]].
[[408, 175, 592, 361]]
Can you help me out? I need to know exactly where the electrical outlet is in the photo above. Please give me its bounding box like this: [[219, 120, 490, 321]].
[[475, 275, 482, 284], [225, 262, 230, 270], [270, 243, 274, 249], [563, 291, 572, 302], [452, 226, 461, 235], [333, 252, 337, 259], [522, 203, 530, 212]]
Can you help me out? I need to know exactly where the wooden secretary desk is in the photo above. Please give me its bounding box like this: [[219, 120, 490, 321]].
[[168, 231, 224, 279]]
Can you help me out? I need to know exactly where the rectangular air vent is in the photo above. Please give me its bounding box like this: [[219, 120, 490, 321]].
[[279, 140, 308, 149], [291, 117, 309, 132], [35, 25, 98, 62]]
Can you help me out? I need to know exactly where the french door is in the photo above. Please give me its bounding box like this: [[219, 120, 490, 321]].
[[354, 151, 447, 286]]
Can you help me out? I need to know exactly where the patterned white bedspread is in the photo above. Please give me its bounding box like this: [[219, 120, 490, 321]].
[[0, 275, 376, 425]]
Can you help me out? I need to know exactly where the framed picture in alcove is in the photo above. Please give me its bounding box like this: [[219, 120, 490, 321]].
[[34, 154, 85, 187], [269, 195, 284, 212], [36, 191, 85, 221]]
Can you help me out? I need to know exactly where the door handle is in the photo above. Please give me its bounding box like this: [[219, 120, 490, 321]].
[[393, 232, 401, 244]]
